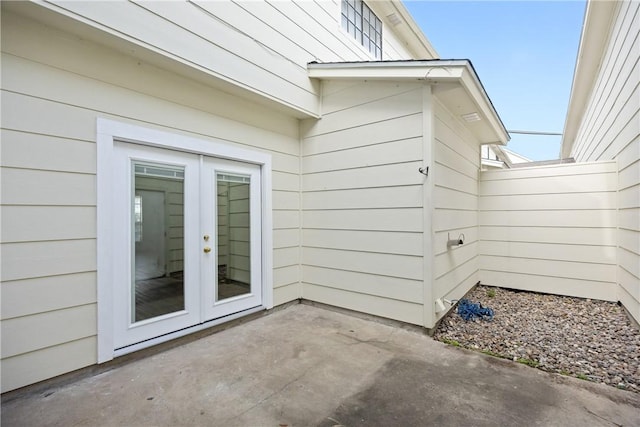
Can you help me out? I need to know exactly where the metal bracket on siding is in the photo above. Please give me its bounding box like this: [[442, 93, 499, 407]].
[[418, 167, 429, 176]]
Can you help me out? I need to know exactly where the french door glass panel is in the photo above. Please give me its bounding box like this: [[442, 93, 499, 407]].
[[201, 157, 262, 320], [133, 166, 183, 322], [114, 142, 262, 349]]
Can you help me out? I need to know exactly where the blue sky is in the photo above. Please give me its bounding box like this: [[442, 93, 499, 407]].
[[403, 0, 586, 161]]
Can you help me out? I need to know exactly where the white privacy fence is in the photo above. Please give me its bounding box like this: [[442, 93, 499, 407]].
[[478, 161, 619, 302]]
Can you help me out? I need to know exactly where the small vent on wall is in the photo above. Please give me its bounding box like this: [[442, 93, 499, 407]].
[[386, 13, 402, 26], [462, 112, 482, 123]]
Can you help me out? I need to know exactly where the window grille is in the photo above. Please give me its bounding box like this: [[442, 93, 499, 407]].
[[341, 0, 382, 59]]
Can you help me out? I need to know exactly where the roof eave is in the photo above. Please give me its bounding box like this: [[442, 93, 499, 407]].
[[308, 60, 509, 145], [561, 0, 617, 158]]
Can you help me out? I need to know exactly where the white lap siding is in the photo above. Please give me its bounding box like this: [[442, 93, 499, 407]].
[[479, 162, 619, 301], [569, 1, 639, 322], [0, 12, 300, 392], [300, 81, 426, 325], [431, 100, 482, 323]]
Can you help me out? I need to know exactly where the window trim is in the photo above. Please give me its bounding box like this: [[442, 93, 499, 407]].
[[96, 118, 273, 363], [341, 0, 383, 60]]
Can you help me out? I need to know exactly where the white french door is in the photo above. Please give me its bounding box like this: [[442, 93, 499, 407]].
[[113, 142, 262, 349]]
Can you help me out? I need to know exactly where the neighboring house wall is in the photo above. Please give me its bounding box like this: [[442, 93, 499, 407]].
[[432, 100, 482, 322], [478, 162, 619, 301], [564, 1, 639, 322], [300, 80, 426, 325], [0, 12, 301, 392]]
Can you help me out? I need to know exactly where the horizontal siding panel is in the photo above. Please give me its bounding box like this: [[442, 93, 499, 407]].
[[480, 255, 616, 283], [479, 210, 617, 228], [302, 247, 423, 281], [618, 184, 640, 209], [273, 246, 299, 269], [321, 82, 422, 115], [273, 228, 300, 249], [190, 1, 313, 66], [302, 185, 423, 210], [434, 140, 478, 179], [303, 229, 423, 256], [301, 90, 422, 138], [1, 239, 96, 282], [434, 242, 478, 278], [618, 285, 640, 325], [273, 210, 300, 230], [480, 270, 617, 302], [479, 226, 617, 246], [302, 113, 422, 155], [434, 165, 478, 196], [3, 14, 300, 140], [618, 228, 640, 256], [303, 265, 422, 304], [618, 207, 640, 230], [273, 265, 299, 289], [50, 0, 317, 113], [302, 137, 422, 173], [619, 247, 640, 280], [0, 129, 96, 174], [619, 157, 639, 188], [1, 206, 96, 243], [480, 161, 618, 181], [265, 0, 370, 61], [1, 90, 96, 142], [433, 209, 478, 232], [272, 171, 299, 192], [134, 1, 316, 92], [273, 190, 299, 211], [479, 173, 617, 195], [1, 304, 96, 358], [434, 116, 479, 165], [303, 161, 423, 191], [618, 267, 640, 301], [1, 168, 95, 206], [479, 241, 617, 265], [434, 256, 478, 297], [615, 136, 639, 170], [272, 152, 299, 175], [433, 187, 477, 211], [0, 336, 97, 393], [302, 283, 423, 325], [2, 63, 299, 157], [1, 272, 96, 320], [303, 208, 423, 232], [273, 282, 301, 306], [480, 191, 617, 211]]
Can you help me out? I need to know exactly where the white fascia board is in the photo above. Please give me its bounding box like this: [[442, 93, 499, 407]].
[[561, 0, 617, 158], [481, 158, 506, 169], [308, 60, 509, 145], [308, 61, 465, 81]]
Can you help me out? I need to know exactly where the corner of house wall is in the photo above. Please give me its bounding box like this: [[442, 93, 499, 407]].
[[421, 84, 435, 328]]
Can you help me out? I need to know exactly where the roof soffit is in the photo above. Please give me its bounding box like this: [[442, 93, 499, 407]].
[[308, 61, 509, 145]]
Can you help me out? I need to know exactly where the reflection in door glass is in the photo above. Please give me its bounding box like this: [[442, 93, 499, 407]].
[[217, 173, 251, 301], [132, 162, 185, 322]]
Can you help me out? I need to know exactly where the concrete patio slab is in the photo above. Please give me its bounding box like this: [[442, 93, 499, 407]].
[[2, 303, 639, 426]]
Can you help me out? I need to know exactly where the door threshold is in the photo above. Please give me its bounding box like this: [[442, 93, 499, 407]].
[[113, 306, 265, 359]]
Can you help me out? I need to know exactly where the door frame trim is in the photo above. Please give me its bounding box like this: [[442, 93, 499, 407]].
[[97, 118, 273, 363]]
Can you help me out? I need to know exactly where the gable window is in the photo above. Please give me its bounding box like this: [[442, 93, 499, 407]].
[[341, 0, 382, 59]]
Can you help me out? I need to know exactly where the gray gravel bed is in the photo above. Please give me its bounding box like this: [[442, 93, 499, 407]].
[[434, 285, 640, 393]]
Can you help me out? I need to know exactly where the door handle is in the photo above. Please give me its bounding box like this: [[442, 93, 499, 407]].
[[203, 247, 212, 253]]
